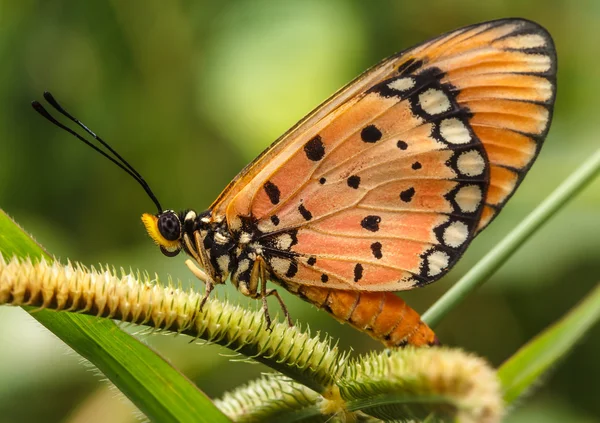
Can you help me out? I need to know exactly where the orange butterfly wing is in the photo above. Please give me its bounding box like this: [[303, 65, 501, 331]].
[[211, 18, 556, 292]]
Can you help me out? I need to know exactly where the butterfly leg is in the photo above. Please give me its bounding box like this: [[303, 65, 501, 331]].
[[185, 259, 215, 311], [263, 287, 294, 328], [257, 258, 294, 328], [245, 257, 272, 330], [245, 257, 293, 330]]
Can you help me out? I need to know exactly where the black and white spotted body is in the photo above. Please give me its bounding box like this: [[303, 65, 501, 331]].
[[180, 209, 298, 298]]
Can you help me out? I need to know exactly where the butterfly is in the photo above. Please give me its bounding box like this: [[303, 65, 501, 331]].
[[34, 18, 556, 348]]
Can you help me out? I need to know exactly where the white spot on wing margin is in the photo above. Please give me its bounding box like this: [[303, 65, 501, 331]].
[[457, 150, 486, 177], [388, 77, 415, 91], [419, 88, 451, 115], [427, 251, 450, 277], [443, 221, 470, 248], [440, 118, 471, 144]]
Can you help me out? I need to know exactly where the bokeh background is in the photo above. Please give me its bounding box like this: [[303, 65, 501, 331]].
[[1, 1, 599, 422]]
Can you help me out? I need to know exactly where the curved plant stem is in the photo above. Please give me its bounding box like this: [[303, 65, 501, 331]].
[[423, 148, 600, 328], [1, 255, 504, 422], [0, 253, 343, 394]]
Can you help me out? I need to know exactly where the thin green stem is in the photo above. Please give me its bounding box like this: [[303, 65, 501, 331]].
[[423, 148, 600, 327]]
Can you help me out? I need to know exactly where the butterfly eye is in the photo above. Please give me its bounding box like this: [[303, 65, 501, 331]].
[[158, 211, 181, 241]]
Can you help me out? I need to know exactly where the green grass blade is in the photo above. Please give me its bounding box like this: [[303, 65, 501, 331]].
[[423, 148, 600, 327], [0, 210, 231, 423], [498, 283, 600, 405]]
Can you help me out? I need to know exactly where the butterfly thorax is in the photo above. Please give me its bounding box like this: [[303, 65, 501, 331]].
[[180, 209, 275, 297], [179, 210, 232, 284]]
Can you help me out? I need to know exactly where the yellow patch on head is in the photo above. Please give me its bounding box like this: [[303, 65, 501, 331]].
[[141, 213, 180, 249]]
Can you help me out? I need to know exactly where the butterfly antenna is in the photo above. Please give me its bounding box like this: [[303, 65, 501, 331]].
[[31, 92, 163, 213]]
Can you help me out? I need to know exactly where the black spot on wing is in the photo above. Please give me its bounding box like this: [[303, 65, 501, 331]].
[[321, 274, 329, 283], [270, 215, 280, 226], [412, 161, 422, 170], [286, 261, 298, 278], [319, 177, 327, 185], [400, 187, 415, 203], [354, 263, 363, 282], [298, 203, 312, 221], [307, 256, 316, 266], [304, 135, 325, 161], [289, 229, 299, 247], [370, 242, 383, 259], [264, 181, 280, 205], [347, 175, 361, 189], [361, 125, 382, 143], [397, 140, 408, 150], [361, 215, 381, 232]]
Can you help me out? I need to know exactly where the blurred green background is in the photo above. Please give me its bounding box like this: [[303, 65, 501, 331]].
[[0, 1, 599, 422]]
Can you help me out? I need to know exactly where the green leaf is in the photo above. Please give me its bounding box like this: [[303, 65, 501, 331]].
[[498, 283, 600, 405], [423, 148, 600, 328], [0, 210, 231, 423]]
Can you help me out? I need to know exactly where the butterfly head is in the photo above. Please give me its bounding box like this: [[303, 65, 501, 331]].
[[141, 210, 183, 257]]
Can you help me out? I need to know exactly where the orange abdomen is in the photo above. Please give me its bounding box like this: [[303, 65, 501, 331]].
[[297, 286, 437, 347]]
